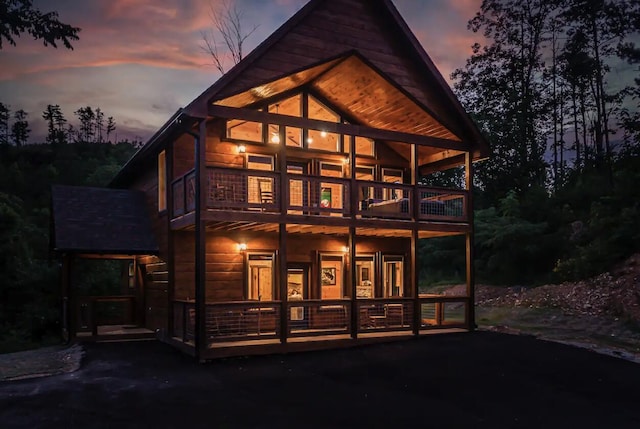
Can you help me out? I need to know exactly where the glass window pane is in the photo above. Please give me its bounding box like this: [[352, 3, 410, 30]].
[[285, 127, 302, 147], [228, 119, 263, 142], [248, 254, 273, 301], [320, 255, 343, 299], [270, 94, 301, 117], [308, 96, 339, 122], [355, 136, 374, 156], [355, 256, 375, 298], [308, 129, 339, 152]]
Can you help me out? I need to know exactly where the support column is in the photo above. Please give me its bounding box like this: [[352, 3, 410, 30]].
[[465, 152, 475, 330], [349, 226, 357, 339], [60, 253, 72, 343], [166, 141, 175, 338], [279, 223, 288, 344], [411, 229, 420, 336], [194, 120, 207, 361]]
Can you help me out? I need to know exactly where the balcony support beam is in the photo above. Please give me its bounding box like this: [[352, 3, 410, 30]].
[[209, 104, 468, 152]]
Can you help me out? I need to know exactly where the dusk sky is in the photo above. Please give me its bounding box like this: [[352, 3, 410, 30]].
[[0, 0, 487, 143]]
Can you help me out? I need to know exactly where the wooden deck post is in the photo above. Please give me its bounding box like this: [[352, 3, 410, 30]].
[[279, 223, 288, 344], [411, 143, 420, 335], [60, 253, 72, 343], [465, 151, 475, 330], [349, 226, 357, 339], [166, 141, 175, 339], [194, 120, 207, 361]]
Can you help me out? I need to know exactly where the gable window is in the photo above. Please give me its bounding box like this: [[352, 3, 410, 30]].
[[228, 119, 262, 142], [158, 150, 166, 212], [247, 253, 274, 301]]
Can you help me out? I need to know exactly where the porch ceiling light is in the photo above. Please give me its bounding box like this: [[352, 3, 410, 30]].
[[270, 133, 280, 144], [320, 130, 327, 138]]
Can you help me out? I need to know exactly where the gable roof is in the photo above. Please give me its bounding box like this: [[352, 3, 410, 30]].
[[185, 0, 488, 157], [51, 185, 158, 254]]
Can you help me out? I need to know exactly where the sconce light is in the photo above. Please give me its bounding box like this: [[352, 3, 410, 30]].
[[342, 246, 349, 254], [320, 130, 328, 138], [270, 133, 280, 144], [237, 243, 248, 252], [343, 157, 349, 164], [237, 144, 246, 153], [306, 136, 314, 144]]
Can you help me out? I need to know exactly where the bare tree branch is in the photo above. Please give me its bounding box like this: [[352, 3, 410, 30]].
[[200, 0, 259, 74]]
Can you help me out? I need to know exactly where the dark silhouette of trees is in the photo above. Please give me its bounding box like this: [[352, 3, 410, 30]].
[[42, 104, 66, 145], [10, 109, 29, 147], [0, 102, 9, 145], [0, 0, 80, 49]]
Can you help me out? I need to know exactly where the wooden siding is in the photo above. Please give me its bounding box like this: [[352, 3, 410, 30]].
[[171, 230, 409, 303], [139, 256, 168, 331]]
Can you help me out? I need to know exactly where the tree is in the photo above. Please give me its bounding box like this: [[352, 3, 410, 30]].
[[10, 109, 29, 147], [0, 0, 80, 49], [42, 104, 66, 145], [200, 0, 258, 74], [452, 0, 554, 201], [0, 102, 10, 145], [94, 108, 104, 143], [106, 116, 116, 143], [74, 106, 95, 143]]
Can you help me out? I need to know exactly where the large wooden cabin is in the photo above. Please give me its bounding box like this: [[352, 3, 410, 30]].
[[51, 0, 489, 360]]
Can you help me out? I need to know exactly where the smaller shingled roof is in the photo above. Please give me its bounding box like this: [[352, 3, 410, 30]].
[[51, 185, 158, 255]]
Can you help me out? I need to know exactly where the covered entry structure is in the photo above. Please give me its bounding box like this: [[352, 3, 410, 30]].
[[51, 185, 161, 341]]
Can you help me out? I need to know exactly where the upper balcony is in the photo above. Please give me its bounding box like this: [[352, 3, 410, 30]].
[[171, 166, 469, 227]]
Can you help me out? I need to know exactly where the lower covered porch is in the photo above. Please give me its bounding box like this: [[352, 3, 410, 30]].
[[165, 223, 473, 359]]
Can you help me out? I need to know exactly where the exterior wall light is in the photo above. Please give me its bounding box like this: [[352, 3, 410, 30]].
[[238, 243, 248, 251], [237, 144, 247, 153]]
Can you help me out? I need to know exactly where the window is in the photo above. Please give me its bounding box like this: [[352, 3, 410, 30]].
[[382, 168, 404, 200], [320, 254, 343, 299], [355, 255, 375, 298], [247, 254, 274, 301], [383, 256, 404, 297], [247, 154, 274, 204], [158, 150, 166, 212], [319, 162, 344, 213], [227, 119, 262, 142], [345, 134, 374, 157]]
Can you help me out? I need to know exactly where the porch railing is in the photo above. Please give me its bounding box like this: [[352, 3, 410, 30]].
[[170, 296, 469, 348], [77, 295, 136, 336], [288, 177, 351, 216], [207, 167, 281, 211], [170, 167, 469, 223], [417, 186, 468, 222], [357, 182, 414, 220]]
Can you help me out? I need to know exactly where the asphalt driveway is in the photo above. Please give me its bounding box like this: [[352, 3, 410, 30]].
[[1, 331, 639, 428]]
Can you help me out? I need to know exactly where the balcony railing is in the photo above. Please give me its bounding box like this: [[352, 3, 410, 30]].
[[170, 167, 468, 223], [170, 296, 469, 348]]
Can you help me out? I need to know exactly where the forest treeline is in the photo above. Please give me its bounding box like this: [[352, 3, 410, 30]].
[[0, 136, 138, 351], [420, 0, 640, 285]]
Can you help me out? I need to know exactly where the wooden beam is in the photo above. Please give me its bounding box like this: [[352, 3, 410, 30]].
[[208, 104, 469, 151], [195, 120, 207, 361], [411, 229, 420, 335], [349, 226, 357, 339], [419, 154, 466, 175], [166, 141, 175, 341], [465, 152, 476, 331], [279, 223, 288, 344]]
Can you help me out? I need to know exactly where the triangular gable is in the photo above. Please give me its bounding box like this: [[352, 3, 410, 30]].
[[186, 0, 489, 158]]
